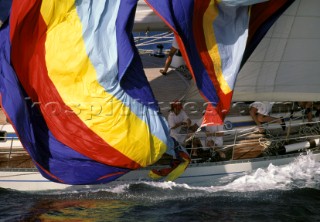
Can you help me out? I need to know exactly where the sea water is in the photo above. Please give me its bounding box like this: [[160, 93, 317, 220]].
[[1, 153, 320, 222]]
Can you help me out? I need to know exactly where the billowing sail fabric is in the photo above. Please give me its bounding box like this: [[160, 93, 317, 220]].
[[145, 0, 267, 123], [0, 0, 174, 185]]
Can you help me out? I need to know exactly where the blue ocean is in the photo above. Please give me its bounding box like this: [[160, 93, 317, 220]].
[[1, 153, 320, 222]]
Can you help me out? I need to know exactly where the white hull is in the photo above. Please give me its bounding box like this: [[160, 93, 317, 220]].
[[1, 151, 320, 192]]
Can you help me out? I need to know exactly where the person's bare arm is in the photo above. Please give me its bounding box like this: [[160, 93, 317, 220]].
[[249, 107, 261, 126]]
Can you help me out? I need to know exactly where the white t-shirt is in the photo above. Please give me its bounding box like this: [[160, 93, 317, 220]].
[[203, 125, 224, 148], [195, 118, 224, 148], [249, 101, 274, 116], [168, 110, 189, 144]]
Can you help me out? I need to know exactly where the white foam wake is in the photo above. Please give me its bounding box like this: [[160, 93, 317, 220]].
[[217, 152, 320, 192]]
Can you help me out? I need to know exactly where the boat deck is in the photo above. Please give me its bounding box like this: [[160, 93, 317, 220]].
[[141, 53, 195, 119]]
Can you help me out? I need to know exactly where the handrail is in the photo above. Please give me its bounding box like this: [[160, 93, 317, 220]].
[[180, 119, 320, 162], [134, 31, 174, 53]]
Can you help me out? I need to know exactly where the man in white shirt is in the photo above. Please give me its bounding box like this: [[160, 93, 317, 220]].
[[167, 101, 191, 145], [189, 107, 226, 158], [249, 101, 286, 133], [196, 118, 225, 159]]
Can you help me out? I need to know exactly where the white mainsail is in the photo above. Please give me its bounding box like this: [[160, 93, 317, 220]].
[[234, 0, 320, 102]]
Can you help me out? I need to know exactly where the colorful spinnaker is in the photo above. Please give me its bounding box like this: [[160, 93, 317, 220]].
[[0, 0, 178, 185]]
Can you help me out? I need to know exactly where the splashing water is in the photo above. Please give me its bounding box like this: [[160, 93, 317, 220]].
[[102, 152, 320, 197], [216, 152, 320, 192]]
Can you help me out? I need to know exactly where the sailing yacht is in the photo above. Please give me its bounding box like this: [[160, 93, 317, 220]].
[[0, 0, 320, 191]]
